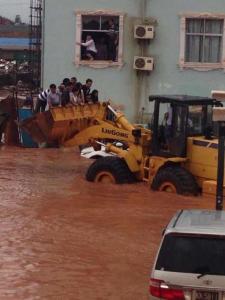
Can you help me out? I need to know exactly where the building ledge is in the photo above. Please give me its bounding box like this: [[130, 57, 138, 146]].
[[74, 60, 124, 69], [179, 62, 225, 71]]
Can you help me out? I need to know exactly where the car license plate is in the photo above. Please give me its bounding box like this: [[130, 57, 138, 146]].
[[195, 291, 218, 300]]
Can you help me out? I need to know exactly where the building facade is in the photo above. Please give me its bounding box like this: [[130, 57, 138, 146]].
[[42, 0, 225, 121]]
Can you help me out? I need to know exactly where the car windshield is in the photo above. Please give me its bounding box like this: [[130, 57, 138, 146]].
[[155, 234, 225, 275]]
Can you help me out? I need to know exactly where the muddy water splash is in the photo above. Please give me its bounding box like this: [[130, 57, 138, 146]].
[[0, 147, 215, 299]]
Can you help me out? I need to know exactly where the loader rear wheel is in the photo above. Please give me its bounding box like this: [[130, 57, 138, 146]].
[[86, 156, 136, 184], [151, 165, 199, 196]]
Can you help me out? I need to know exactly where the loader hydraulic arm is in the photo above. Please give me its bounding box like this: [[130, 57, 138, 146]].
[[21, 102, 151, 175], [62, 105, 137, 147], [21, 102, 151, 150]]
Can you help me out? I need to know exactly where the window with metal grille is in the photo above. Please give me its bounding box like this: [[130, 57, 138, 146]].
[[75, 11, 125, 68], [81, 15, 119, 62]]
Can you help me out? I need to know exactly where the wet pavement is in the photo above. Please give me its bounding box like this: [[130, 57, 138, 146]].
[[0, 147, 216, 299]]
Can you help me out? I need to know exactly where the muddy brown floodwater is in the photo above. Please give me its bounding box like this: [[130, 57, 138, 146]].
[[0, 147, 216, 300]]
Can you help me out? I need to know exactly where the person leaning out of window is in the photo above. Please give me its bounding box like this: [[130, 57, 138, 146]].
[[107, 19, 118, 62], [77, 35, 97, 61]]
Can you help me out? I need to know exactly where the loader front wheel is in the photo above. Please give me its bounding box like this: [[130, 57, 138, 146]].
[[158, 181, 177, 193], [151, 165, 199, 196], [94, 171, 116, 184], [86, 156, 136, 184]]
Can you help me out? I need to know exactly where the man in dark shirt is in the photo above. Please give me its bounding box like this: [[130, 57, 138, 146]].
[[62, 78, 70, 86], [71, 77, 77, 87], [91, 90, 99, 103], [82, 79, 93, 103], [107, 19, 118, 61], [61, 82, 73, 106]]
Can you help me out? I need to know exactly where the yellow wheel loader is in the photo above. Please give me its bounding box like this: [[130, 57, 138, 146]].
[[21, 95, 223, 196]]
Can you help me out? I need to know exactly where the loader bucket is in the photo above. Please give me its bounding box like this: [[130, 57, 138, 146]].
[[20, 103, 107, 145]]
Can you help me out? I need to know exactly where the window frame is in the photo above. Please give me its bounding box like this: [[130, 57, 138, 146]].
[[179, 13, 225, 71], [74, 10, 125, 69]]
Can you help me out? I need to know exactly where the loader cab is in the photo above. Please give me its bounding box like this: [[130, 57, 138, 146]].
[[149, 95, 221, 157]]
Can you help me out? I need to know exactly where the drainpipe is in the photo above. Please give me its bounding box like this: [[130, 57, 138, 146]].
[[141, 0, 148, 118], [140, 0, 147, 21], [140, 0, 147, 56], [134, 0, 149, 123]]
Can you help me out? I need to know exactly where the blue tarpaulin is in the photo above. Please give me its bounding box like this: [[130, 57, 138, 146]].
[[18, 108, 38, 148], [0, 37, 30, 46]]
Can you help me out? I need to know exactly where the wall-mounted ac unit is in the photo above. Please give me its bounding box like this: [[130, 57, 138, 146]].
[[133, 56, 154, 71], [134, 25, 154, 39]]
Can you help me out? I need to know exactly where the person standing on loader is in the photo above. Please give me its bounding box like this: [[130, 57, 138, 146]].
[[47, 84, 61, 109], [34, 88, 49, 113]]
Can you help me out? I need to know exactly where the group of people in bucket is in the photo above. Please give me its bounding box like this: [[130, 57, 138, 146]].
[[34, 77, 99, 114]]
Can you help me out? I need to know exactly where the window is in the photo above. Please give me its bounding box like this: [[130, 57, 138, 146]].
[[179, 13, 225, 70], [75, 10, 125, 68], [186, 19, 223, 63], [188, 105, 205, 136]]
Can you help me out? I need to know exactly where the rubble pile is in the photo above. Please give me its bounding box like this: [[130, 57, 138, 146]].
[[0, 59, 29, 74]]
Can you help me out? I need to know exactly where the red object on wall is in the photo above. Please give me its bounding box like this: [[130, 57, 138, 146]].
[[0, 96, 20, 145]]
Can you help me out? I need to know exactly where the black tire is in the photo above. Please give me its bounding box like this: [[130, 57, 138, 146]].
[[86, 156, 136, 184], [151, 165, 199, 196]]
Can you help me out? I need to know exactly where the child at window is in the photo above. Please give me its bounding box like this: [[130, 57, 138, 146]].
[[77, 35, 97, 61]]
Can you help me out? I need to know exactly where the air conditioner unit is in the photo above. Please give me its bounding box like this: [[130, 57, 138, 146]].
[[133, 56, 154, 71], [134, 25, 154, 39]]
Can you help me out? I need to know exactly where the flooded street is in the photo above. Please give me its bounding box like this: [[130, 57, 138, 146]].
[[0, 147, 215, 300]]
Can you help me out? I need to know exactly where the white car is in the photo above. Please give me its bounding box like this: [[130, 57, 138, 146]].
[[80, 145, 114, 159], [149, 209, 225, 299]]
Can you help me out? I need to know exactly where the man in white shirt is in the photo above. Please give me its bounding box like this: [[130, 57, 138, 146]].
[[47, 84, 61, 109], [34, 88, 49, 114], [77, 35, 97, 60]]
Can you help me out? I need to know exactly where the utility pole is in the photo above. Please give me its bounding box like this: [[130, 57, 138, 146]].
[[213, 107, 225, 210]]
